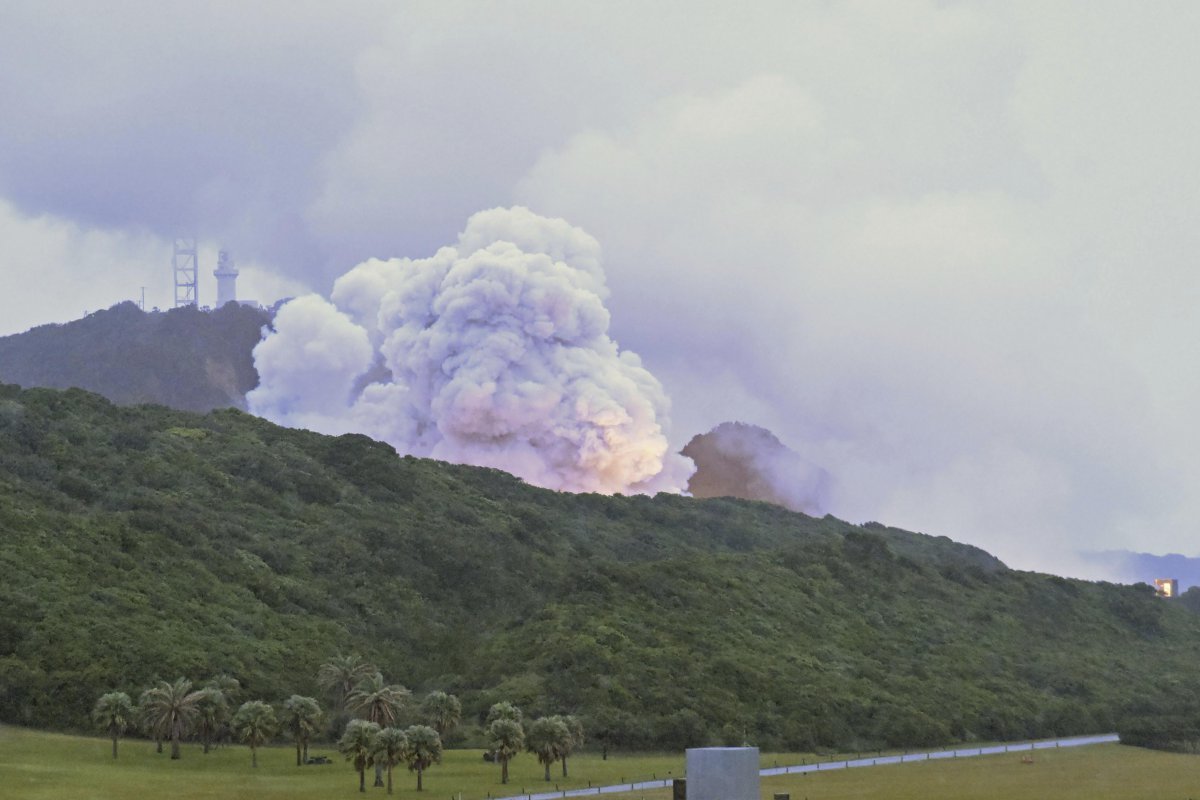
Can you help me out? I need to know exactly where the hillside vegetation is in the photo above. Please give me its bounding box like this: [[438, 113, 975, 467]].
[[0, 385, 1197, 751], [0, 302, 268, 412]]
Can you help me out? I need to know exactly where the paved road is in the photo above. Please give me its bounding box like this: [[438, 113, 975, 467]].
[[489, 733, 1120, 800]]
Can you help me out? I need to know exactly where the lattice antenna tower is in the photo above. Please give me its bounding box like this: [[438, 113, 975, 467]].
[[173, 238, 199, 308]]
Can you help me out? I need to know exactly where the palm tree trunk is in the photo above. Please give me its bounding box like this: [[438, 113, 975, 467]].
[[375, 762, 385, 787], [296, 741, 302, 766], [417, 765, 423, 791], [387, 765, 394, 794], [359, 766, 366, 792], [171, 727, 182, 760], [502, 757, 509, 784], [156, 736, 163, 754], [111, 733, 118, 760], [544, 761, 551, 781], [562, 757, 569, 778], [303, 740, 309, 763], [252, 744, 258, 768]]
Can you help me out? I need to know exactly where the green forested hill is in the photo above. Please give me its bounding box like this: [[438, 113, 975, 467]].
[[0, 384, 1196, 752], [0, 302, 269, 412]]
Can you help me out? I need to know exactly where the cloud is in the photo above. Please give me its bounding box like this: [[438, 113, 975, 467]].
[[3, 1, 1200, 571], [0, 198, 165, 335], [509, 11, 1195, 569], [248, 207, 693, 494]]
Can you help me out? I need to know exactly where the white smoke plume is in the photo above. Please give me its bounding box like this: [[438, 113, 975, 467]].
[[248, 207, 694, 494]]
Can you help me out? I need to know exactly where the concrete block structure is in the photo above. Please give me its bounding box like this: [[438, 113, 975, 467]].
[[685, 747, 759, 800]]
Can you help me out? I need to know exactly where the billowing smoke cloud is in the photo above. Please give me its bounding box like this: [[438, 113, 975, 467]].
[[248, 207, 693, 494]]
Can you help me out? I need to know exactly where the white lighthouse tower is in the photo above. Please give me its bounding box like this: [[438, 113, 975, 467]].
[[214, 249, 239, 308]]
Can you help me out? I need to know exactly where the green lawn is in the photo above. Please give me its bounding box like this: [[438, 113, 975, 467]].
[[0, 726, 1194, 800], [612, 744, 1200, 800], [0, 725, 692, 800]]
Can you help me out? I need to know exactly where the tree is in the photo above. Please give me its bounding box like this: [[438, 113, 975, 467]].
[[588, 707, 636, 760], [348, 672, 410, 787], [283, 695, 323, 766], [421, 691, 462, 740], [92, 691, 134, 760], [348, 672, 410, 728], [487, 717, 524, 785], [371, 727, 407, 795], [339, 719, 381, 793], [136, 687, 165, 754], [555, 715, 584, 777], [526, 717, 569, 781], [232, 700, 278, 768], [402, 725, 442, 791], [140, 678, 202, 759], [204, 673, 241, 705], [317, 653, 376, 718], [193, 686, 230, 755], [486, 701, 522, 726]]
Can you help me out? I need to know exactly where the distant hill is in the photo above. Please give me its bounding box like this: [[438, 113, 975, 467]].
[[682, 421, 830, 513], [1079, 550, 1200, 591], [1, 384, 1198, 751], [0, 301, 269, 412]]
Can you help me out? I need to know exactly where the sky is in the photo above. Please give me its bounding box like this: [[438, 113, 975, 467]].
[[1, 1, 1198, 575]]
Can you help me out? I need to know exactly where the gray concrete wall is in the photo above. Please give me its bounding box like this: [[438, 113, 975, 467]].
[[685, 747, 760, 800]]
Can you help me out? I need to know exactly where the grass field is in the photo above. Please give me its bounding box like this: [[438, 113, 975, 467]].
[[0, 726, 1196, 800]]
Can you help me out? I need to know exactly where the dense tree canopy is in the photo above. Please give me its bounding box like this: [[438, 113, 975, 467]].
[[3, 385, 1200, 753]]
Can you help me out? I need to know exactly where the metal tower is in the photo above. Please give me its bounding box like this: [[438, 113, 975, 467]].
[[173, 238, 198, 308], [213, 249, 239, 307]]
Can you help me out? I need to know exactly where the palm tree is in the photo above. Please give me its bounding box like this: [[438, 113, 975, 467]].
[[555, 715, 584, 777], [92, 691, 134, 760], [487, 717, 524, 785], [205, 673, 241, 704], [421, 691, 462, 740], [402, 725, 442, 791], [232, 700, 278, 768], [526, 717, 569, 781], [339, 719, 381, 793], [486, 701, 522, 726], [348, 672, 410, 787], [140, 678, 203, 759], [371, 727, 407, 795], [348, 672, 410, 727], [283, 695, 323, 766], [136, 687, 165, 754], [317, 653, 376, 718], [193, 687, 229, 755]]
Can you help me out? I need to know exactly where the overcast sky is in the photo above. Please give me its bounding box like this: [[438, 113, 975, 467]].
[[1, 1, 1198, 575]]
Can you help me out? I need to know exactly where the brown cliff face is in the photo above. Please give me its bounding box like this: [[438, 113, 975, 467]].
[[682, 421, 829, 514]]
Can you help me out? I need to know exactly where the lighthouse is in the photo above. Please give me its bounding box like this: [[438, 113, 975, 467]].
[[214, 249, 239, 308]]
